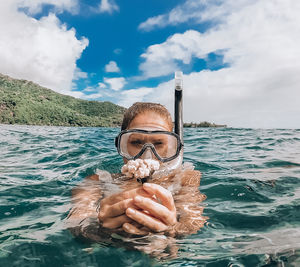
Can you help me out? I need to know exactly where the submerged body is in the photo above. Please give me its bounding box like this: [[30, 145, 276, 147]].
[[68, 165, 206, 257], [68, 103, 207, 257]]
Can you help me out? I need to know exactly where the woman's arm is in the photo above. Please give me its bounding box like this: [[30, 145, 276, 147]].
[[67, 174, 102, 223], [173, 169, 207, 236]]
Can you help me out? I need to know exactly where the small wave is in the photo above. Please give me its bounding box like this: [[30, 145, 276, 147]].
[[245, 145, 273, 151], [264, 160, 300, 168]]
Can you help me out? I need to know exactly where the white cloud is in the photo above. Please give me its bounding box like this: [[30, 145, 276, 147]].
[[74, 67, 88, 80], [139, 30, 205, 78], [135, 0, 300, 128], [82, 86, 95, 92], [138, 0, 208, 31], [0, 1, 88, 95], [138, 0, 252, 31], [118, 87, 153, 107], [84, 92, 102, 99], [17, 0, 79, 15], [98, 82, 107, 88], [98, 0, 119, 14], [104, 77, 126, 91], [139, 15, 165, 31], [105, 61, 120, 73], [67, 90, 85, 99], [80, 85, 103, 99], [70, 90, 102, 101]]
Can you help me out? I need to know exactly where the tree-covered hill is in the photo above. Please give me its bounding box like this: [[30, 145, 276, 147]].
[[0, 73, 126, 127]]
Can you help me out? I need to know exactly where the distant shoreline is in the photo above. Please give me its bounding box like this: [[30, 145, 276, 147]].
[[0, 122, 227, 128], [183, 122, 227, 128]]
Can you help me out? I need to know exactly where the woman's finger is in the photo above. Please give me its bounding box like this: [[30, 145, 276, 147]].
[[101, 214, 132, 229], [99, 198, 133, 219], [122, 222, 149, 236], [101, 187, 151, 206], [126, 208, 168, 232], [133, 196, 176, 225], [142, 183, 175, 211]]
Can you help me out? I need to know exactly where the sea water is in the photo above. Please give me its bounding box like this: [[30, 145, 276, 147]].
[[0, 125, 299, 266]]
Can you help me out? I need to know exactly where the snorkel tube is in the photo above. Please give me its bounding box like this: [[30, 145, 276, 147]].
[[173, 71, 184, 168], [174, 71, 183, 143], [161, 71, 184, 171]]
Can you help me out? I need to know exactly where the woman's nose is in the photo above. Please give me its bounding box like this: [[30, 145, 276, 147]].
[[140, 147, 154, 160]]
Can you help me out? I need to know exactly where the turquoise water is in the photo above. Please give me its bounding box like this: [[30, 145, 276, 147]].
[[0, 124, 300, 266]]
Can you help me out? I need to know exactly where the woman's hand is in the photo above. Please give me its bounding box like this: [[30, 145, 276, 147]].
[[98, 183, 177, 236], [98, 187, 151, 231], [123, 183, 177, 234]]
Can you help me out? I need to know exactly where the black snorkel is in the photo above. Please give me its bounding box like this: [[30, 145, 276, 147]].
[[174, 71, 183, 145]]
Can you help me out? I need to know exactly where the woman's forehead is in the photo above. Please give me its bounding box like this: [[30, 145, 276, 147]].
[[128, 111, 171, 131], [128, 133, 169, 140]]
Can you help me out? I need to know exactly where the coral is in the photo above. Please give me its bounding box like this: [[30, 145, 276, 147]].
[[121, 159, 160, 179]]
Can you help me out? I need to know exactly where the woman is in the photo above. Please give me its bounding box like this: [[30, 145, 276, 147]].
[[68, 102, 206, 240]]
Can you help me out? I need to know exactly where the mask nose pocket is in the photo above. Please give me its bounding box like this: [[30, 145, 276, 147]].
[[140, 147, 154, 159]]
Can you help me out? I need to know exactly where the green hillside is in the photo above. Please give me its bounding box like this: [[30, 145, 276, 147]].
[[0, 73, 126, 127]]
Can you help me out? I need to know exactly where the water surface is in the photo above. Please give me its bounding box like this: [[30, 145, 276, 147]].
[[0, 125, 300, 266]]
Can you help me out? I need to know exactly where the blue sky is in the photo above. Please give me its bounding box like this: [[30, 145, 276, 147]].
[[51, 0, 219, 96], [63, 0, 192, 90], [1, 0, 300, 128]]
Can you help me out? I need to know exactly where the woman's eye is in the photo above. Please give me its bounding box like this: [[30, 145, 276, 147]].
[[130, 140, 142, 146], [154, 141, 164, 146]]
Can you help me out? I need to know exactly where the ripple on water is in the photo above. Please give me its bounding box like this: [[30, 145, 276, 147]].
[[0, 125, 300, 265]]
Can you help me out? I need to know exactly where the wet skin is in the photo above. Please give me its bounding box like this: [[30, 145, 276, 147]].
[[68, 111, 206, 243], [98, 111, 177, 235]]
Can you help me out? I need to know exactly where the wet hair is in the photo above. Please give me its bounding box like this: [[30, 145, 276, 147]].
[[121, 102, 173, 131]]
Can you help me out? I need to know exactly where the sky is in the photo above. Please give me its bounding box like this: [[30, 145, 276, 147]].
[[0, 0, 299, 128]]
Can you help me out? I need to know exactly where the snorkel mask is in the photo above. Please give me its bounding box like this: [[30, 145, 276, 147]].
[[115, 71, 184, 171], [115, 127, 183, 170]]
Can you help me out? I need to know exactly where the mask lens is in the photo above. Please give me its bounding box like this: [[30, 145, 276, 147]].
[[121, 132, 145, 158], [151, 134, 177, 159], [119, 130, 179, 161]]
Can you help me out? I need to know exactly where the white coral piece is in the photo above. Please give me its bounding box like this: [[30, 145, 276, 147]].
[[121, 159, 160, 178]]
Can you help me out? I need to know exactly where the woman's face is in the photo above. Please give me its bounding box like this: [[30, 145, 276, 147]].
[[124, 111, 172, 162]]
